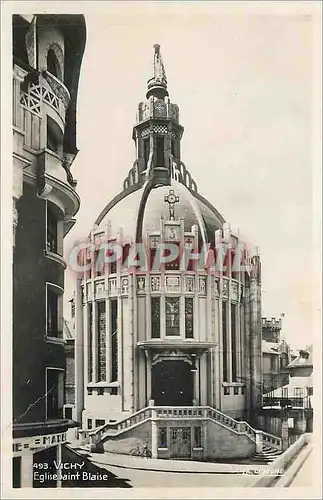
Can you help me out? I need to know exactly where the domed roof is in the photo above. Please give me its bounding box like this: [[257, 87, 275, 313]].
[[96, 178, 225, 244], [94, 44, 225, 243]]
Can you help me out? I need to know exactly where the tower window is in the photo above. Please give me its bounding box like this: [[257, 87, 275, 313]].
[[47, 203, 58, 253], [144, 138, 150, 168], [46, 285, 63, 338], [171, 139, 176, 158], [47, 48, 62, 80], [155, 136, 165, 166]]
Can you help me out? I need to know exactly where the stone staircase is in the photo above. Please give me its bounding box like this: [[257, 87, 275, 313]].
[[82, 404, 282, 461], [86, 405, 260, 448], [250, 444, 284, 464]]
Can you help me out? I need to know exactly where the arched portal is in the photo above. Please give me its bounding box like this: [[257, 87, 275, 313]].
[[152, 360, 193, 406]]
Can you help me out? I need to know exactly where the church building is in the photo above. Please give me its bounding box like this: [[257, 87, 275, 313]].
[[71, 45, 264, 461]]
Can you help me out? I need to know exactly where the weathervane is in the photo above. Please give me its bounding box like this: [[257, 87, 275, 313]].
[[164, 189, 179, 221]]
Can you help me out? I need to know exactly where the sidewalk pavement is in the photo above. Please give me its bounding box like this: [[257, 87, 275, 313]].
[[68, 443, 268, 475]]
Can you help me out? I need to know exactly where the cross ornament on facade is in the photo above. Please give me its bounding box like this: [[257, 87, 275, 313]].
[[164, 189, 179, 221]]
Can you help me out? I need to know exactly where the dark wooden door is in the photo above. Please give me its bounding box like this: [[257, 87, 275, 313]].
[[169, 427, 191, 458], [152, 361, 193, 406]]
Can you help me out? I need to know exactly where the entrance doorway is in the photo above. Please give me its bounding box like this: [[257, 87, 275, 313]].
[[170, 427, 191, 458], [152, 360, 193, 406]]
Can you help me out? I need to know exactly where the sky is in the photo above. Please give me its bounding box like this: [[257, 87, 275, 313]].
[[63, 3, 317, 350]]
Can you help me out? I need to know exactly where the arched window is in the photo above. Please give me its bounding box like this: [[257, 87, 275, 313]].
[[47, 48, 62, 80]]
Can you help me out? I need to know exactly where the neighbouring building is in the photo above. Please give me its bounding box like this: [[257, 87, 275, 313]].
[[261, 317, 291, 394], [260, 345, 313, 448], [12, 14, 86, 487], [69, 45, 269, 462]]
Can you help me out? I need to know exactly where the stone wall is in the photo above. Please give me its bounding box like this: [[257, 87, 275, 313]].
[[100, 418, 256, 460], [102, 421, 152, 455], [206, 420, 256, 459]]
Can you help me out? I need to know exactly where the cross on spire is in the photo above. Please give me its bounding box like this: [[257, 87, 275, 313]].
[[164, 189, 179, 221]]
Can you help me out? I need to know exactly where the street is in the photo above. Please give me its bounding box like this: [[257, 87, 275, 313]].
[[104, 465, 256, 488]]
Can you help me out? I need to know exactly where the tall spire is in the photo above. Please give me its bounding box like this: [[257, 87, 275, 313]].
[[146, 44, 169, 99]]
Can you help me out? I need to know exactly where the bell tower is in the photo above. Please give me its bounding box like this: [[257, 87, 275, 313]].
[[132, 44, 184, 187]]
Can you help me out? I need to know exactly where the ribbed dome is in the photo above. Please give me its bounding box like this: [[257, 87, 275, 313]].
[[97, 179, 224, 244]]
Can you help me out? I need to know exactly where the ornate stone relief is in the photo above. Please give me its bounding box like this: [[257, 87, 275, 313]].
[[150, 276, 160, 292], [214, 278, 219, 297], [121, 277, 129, 295], [231, 281, 239, 302], [222, 279, 229, 299], [137, 277, 145, 293], [153, 99, 167, 118], [109, 278, 117, 295], [165, 276, 180, 292], [152, 350, 194, 366], [198, 277, 207, 295], [95, 281, 105, 298], [185, 276, 195, 293]]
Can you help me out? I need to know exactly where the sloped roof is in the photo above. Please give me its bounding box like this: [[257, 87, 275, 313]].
[[262, 340, 279, 355], [286, 344, 313, 369]]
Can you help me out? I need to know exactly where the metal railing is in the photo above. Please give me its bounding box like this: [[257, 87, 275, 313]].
[[262, 396, 311, 409]]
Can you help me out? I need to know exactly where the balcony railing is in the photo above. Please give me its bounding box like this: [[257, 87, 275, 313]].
[[262, 396, 312, 409]]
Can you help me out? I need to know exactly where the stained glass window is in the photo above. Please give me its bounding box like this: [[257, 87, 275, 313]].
[[231, 304, 237, 382], [185, 298, 194, 338], [165, 297, 180, 336], [111, 299, 118, 382], [97, 301, 106, 382], [88, 303, 93, 382], [222, 301, 228, 382], [151, 297, 160, 338]]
